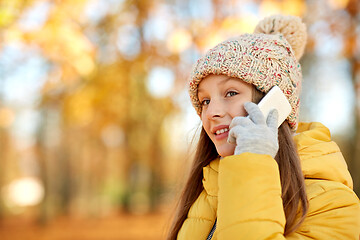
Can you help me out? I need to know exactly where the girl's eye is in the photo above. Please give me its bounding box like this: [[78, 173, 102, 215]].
[[226, 91, 238, 97], [201, 99, 210, 106]]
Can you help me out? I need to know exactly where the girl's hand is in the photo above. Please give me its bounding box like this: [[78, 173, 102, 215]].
[[227, 102, 279, 158]]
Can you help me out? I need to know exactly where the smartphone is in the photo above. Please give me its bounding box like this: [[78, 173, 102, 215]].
[[258, 86, 291, 128]]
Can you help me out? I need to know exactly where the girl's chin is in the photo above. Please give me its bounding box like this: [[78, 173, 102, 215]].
[[216, 144, 236, 158]]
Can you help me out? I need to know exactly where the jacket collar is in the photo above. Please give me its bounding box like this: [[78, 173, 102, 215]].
[[294, 122, 353, 189]]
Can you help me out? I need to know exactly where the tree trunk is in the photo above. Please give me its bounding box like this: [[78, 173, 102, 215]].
[[346, 0, 360, 195]]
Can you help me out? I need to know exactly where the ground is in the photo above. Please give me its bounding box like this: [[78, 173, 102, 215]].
[[0, 211, 171, 240]]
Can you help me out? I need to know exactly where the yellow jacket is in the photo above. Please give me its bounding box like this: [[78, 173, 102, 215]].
[[178, 122, 360, 239]]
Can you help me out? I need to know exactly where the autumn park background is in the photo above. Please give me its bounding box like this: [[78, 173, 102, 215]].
[[0, 0, 359, 239]]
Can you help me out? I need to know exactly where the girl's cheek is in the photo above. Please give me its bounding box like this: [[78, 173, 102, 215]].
[[231, 101, 247, 116]]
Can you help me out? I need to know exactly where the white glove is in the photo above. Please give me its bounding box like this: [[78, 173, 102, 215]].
[[227, 102, 279, 158]]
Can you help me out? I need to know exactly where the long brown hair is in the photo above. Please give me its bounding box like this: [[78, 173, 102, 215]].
[[167, 88, 308, 239]]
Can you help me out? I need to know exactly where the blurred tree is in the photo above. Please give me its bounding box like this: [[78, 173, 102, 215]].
[[344, 0, 360, 194], [0, 0, 37, 221], [0, 0, 178, 222], [26, 0, 176, 219]]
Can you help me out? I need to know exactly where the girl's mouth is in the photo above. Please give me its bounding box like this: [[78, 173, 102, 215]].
[[214, 128, 229, 140], [215, 127, 229, 135]]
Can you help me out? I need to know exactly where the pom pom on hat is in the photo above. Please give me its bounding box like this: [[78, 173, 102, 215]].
[[254, 15, 307, 60]]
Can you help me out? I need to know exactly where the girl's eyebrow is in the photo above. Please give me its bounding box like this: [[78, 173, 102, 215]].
[[218, 76, 234, 85], [198, 76, 234, 94]]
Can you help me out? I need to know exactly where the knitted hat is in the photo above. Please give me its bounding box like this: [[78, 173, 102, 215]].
[[189, 15, 307, 130]]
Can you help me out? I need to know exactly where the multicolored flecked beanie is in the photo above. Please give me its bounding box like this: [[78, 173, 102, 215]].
[[189, 15, 307, 131]]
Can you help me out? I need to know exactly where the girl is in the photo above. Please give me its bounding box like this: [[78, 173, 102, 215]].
[[167, 15, 360, 239]]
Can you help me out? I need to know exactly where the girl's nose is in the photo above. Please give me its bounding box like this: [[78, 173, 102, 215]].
[[205, 100, 225, 120]]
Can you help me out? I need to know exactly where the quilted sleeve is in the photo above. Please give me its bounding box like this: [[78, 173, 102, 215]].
[[217, 152, 287, 239]]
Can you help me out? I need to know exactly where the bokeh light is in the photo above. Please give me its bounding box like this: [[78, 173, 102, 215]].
[[3, 177, 44, 207]]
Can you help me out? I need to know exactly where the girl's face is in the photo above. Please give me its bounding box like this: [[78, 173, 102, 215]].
[[198, 74, 254, 157]]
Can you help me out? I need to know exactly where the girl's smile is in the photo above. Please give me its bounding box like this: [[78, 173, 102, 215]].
[[212, 125, 230, 141]]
